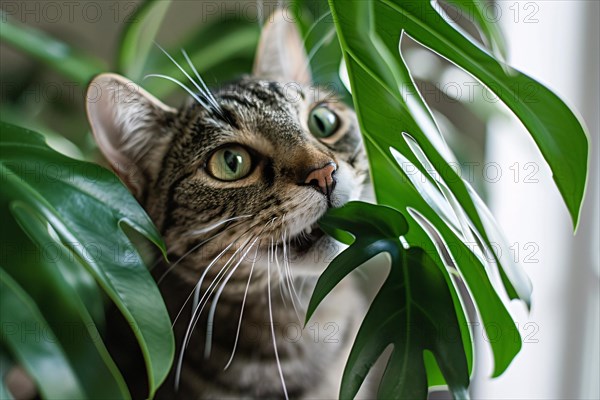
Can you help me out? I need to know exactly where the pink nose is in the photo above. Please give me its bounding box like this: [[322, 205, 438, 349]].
[[304, 162, 337, 195]]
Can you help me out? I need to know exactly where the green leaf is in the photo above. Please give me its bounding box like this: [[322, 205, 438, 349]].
[[380, 0, 588, 227], [0, 122, 173, 398], [307, 203, 470, 399], [442, 0, 508, 61], [118, 0, 173, 80], [0, 13, 106, 84], [0, 268, 86, 399], [3, 203, 130, 399], [329, 0, 523, 379], [291, 0, 348, 98], [0, 199, 105, 327], [0, 348, 14, 399]]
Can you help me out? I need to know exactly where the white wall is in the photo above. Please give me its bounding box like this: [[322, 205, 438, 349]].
[[473, 1, 599, 398]]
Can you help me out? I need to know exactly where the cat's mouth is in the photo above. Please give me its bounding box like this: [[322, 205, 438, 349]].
[[289, 222, 325, 253]]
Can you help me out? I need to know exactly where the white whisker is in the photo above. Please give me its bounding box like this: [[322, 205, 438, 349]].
[[303, 27, 336, 74], [204, 235, 260, 359], [143, 74, 207, 108], [181, 49, 222, 114], [175, 217, 278, 390], [154, 43, 213, 109], [224, 243, 260, 370], [280, 230, 301, 322], [158, 217, 252, 283], [190, 238, 250, 323], [302, 10, 333, 46], [172, 221, 258, 326], [283, 229, 303, 314], [174, 234, 253, 390], [189, 214, 252, 236], [298, 11, 334, 81], [256, 0, 264, 27], [273, 237, 287, 306], [268, 233, 289, 400]]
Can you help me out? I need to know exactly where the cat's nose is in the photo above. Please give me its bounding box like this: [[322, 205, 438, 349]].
[[304, 162, 337, 196]]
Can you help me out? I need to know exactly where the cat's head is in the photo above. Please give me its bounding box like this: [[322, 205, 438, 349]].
[[86, 12, 369, 277]]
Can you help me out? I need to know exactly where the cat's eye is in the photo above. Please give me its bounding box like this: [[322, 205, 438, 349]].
[[207, 145, 253, 181], [308, 105, 339, 139]]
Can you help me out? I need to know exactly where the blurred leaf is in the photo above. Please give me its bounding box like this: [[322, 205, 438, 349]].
[[0, 122, 173, 398], [307, 203, 470, 399], [118, 0, 173, 80], [0, 13, 105, 84], [0, 349, 13, 399], [0, 268, 86, 399], [291, 0, 347, 95]]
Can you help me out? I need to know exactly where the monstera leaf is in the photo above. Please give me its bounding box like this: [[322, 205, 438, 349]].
[[307, 203, 470, 398], [304, 0, 589, 397], [0, 122, 173, 398]]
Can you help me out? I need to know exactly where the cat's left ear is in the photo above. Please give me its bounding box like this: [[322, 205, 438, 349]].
[[86, 73, 176, 198], [253, 9, 311, 84]]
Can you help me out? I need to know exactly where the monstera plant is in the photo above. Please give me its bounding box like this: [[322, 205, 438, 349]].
[[0, 0, 588, 399]]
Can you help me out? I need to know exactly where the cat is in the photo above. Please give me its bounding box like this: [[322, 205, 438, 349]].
[[86, 10, 371, 399]]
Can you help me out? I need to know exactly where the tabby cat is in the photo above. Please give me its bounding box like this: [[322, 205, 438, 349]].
[[86, 11, 371, 399]]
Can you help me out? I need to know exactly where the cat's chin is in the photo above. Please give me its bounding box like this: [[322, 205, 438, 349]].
[[289, 223, 325, 254]]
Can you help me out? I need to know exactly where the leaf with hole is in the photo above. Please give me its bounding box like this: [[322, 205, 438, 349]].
[[307, 202, 470, 399]]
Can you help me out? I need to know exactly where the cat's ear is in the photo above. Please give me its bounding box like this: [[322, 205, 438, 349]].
[[86, 73, 176, 197], [253, 10, 311, 84]]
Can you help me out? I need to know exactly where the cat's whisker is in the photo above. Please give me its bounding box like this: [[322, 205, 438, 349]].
[[302, 10, 333, 47], [175, 233, 254, 390], [158, 217, 251, 283], [283, 229, 303, 314], [191, 236, 253, 326], [267, 232, 290, 400], [205, 218, 273, 359], [305, 27, 336, 67], [189, 219, 267, 312], [172, 221, 259, 326], [224, 242, 260, 370], [153, 44, 214, 110], [279, 229, 301, 322], [298, 11, 335, 82], [143, 74, 207, 108], [181, 49, 223, 116], [189, 214, 252, 236], [273, 237, 287, 307], [298, 275, 313, 295], [256, 0, 264, 27], [203, 236, 260, 359], [176, 241, 235, 326], [189, 230, 255, 319], [175, 218, 278, 390]]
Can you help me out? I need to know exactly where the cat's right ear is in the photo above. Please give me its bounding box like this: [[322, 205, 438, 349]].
[[86, 73, 176, 197]]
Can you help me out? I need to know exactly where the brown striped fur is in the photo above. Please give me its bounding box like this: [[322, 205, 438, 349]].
[[87, 11, 371, 399]]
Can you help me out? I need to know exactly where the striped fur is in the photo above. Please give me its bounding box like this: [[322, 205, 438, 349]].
[[87, 11, 372, 399]]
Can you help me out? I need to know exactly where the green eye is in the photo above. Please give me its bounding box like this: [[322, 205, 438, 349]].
[[308, 105, 339, 138], [207, 145, 253, 181]]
